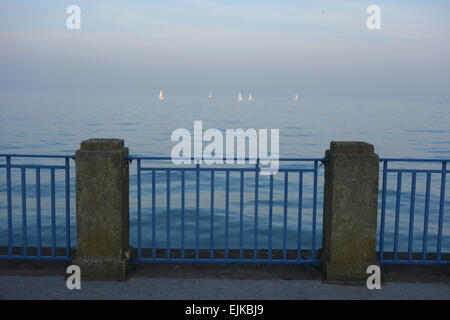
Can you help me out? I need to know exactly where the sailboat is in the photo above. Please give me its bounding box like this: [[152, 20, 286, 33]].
[[158, 90, 165, 101], [209, 93, 213, 101], [294, 92, 299, 102], [248, 93, 253, 101], [238, 91, 243, 102]]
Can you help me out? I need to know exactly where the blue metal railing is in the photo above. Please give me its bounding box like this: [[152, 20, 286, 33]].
[[128, 156, 326, 264], [1, 153, 448, 267], [0, 154, 74, 261], [378, 158, 449, 265]]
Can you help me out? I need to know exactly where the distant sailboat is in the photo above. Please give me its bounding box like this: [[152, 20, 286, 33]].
[[209, 93, 213, 101], [248, 93, 253, 101], [294, 92, 299, 102], [238, 91, 243, 102], [158, 90, 165, 101]]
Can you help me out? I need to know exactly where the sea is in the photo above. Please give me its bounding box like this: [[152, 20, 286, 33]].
[[0, 92, 449, 253]]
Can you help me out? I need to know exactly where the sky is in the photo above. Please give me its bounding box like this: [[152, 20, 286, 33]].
[[0, 0, 449, 99]]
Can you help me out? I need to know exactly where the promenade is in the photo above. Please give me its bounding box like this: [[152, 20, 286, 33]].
[[0, 261, 448, 300]]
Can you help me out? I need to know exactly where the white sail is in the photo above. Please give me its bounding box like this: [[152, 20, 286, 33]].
[[158, 90, 165, 101], [294, 92, 299, 102], [238, 91, 243, 102], [248, 93, 253, 101]]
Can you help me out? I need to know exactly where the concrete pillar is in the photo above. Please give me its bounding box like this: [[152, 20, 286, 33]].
[[322, 141, 379, 284], [74, 139, 131, 280]]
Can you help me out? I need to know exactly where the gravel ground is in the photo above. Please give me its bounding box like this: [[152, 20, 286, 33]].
[[0, 276, 449, 300]]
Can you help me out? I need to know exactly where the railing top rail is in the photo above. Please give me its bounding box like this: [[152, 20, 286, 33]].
[[127, 155, 328, 162], [1, 154, 448, 162], [129, 156, 450, 162], [0, 153, 75, 159], [379, 158, 450, 162]]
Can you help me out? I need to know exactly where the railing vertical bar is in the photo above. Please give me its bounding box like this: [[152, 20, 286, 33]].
[[195, 164, 200, 260], [152, 169, 156, 260], [181, 170, 185, 260], [6, 156, 12, 256], [225, 170, 229, 261], [21, 168, 27, 256], [283, 171, 288, 260], [393, 172, 402, 261], [422, 172, 431, 261], [51, 168, 56, 257], [436, 161, 447, 261], [254, 162, 259, 261], [65, 158, 70, 259], [408, 172, 416, 262], [297, 171, 303, 261], [268, 175, 273, 261], [137, 159, 142, 261], [210, 170, 214, 261], [36, 168, 41, 257], [166, 170, 170, 259], [239, 170, 244, 260], [312, 161, 318, 261], [379, 160, 388, 263]]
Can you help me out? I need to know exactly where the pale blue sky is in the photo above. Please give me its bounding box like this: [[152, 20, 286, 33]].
[[0, 0, 449, 99]]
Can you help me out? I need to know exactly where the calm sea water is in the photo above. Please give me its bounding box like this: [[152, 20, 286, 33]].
[[0, 93, 449, 253]]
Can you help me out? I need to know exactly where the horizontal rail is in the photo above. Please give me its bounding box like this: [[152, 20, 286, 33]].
[[139, 167, 316, 172], [379, 158, 450, 162], [129, 156, 450, 162], [0, 154, 74, 159], [386, 169, 449, 174], [0, 255, 71, 262], [128, 155, 328, 162], [0, 164, 66, 169], [378, 260, 448, 266], [132, 258, 321, 265]]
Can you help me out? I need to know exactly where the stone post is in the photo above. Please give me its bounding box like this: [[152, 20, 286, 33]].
[[74, 139, 131, 280], [322, 141, 379, 284]]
